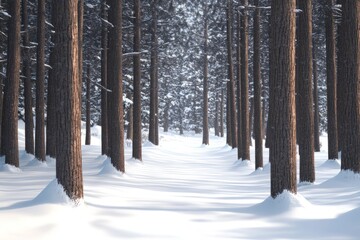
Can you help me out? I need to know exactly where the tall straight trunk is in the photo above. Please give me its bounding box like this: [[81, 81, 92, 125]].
[[226, 0, 237, 149], [236, 11, 242, 160], [4, 0, 21, 167], [108, 0, 125, 172], [253, 0, 263, 169], [35, 0, 46, 162], [22, 0, 34, 155], [78, 0, 83, 105], [270, 0, 297, 198], [325, 0, 338, 160], [340, 0, 360, 172], [202, 5, 209, 145], [101, 0, 108, 156], [226, 92, 232, 146], [336, 0, 344, 153], [313, 45, 321, 152], [53, 0, 83, 200], [297, 0, 315, 183], [241, 0, 250, 160], [46, 7, 56, 158], [85, 65, 91, 145], [214, 91, 219, 136], [163, 102, 169, 132], [126, 92, 133, 140], [220, 88, 224, 137], [132, 0, 142, 160], [149, 0, 159, 145]]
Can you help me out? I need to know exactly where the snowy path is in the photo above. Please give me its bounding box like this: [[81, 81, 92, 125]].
[[1, 127, 360, 239]]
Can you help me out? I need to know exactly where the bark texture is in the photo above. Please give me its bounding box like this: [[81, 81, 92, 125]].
[[270, 0, 297, 198]]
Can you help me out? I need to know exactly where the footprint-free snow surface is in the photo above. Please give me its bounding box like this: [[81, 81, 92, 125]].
[[0, 122, 359, 239]]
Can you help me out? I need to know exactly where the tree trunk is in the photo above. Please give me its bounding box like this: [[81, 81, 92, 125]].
[[236, 11, 242, 160], [325, 0, 339, 160], [22, 0, 34, 155], [126, 92, 133, 141], [241, 0, 250, 160], [46, 6, 57, 158], [253, 0, 263, 169], [35, 0, 46, 162], [85, 65, 91, 145], [214, 91, 219, 137], [226, 0, 237, 149], [149, 0, 159, 145], [132, 0, 142, 160], [78, 0, 83, 105], [270, 0, 297, 198], [340, 0, 360, 173], [101, 0, 108, 156], [202, 5, 209, 145], [313, 44, 321, 152], [107, 0, 125, 172], [297, 0, 315, 183], [220, 88, 224, 137], [4, 0, 21, 167], [53, 0, 83, 200]]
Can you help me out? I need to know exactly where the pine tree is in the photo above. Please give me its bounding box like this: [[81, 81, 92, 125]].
[[133, 0, 142, 160], [4, 0, 21, 167], [240, 0, 250, 160], [340, 0, 360, 173], [22, 0, 34, 155], [85, 64, 91, 145], [108, 0, 125, 172], [297, 0, 315, 183], [253, 0, 263, 169], [270, 0, 297, 198], [202, 3, 209, 146], [53, 0, 83, 200], [35, 0, 46, 162], [324, 0, 338, 160]]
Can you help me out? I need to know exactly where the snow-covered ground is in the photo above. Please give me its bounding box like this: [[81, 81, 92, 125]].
[[0, 121, 359, 239]]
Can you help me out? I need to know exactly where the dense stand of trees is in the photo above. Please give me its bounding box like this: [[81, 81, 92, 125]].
[[0, 0, 359, 202]]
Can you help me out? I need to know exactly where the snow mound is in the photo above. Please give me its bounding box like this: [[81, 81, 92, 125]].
[[20, 151, 35, 162], [46, 156, 56, 166], [33, 179, 84, 207], [143, 141, 156, 148], [252, 191, 311, 215], [26, 159, 48, 168], [321, 170, 360, 187], [318, 159, 341, 169], [95, 154, 108, 162], [231, 160, 254, 170], [98, 159, 125, 177], [0, 164, 22, 173]]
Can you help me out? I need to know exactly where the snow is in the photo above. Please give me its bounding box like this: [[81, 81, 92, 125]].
[[0, 122, 359, 239]]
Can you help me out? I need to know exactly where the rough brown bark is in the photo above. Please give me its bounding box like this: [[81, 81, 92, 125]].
[[108, 0, 125, 172], [270, 0, 297, 198], [297, 0, 315, 183], [35, 0, 46, 162], [132, 0, 142, 160], [22, 0, 34, 155], [4, 0, 21, 167], [53, 0, 83, 200], [325, 0, 339, 160], [241, 0, 250, 160], [149, 0, 159, 145], [253, 0, 263, 169], [202, 5, 209, 145], [313, 45, 321, 152], [46, 7, 57, 158], [101, 0, 108, 156], [226, 0, 237, 149], [220, 88, 224, 138], [236, 11, 242, 159], [340, 0, 360, 173], [78, 0, 83, 105], [126, 92, 133, 141], [85, 65, 91, 145]]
